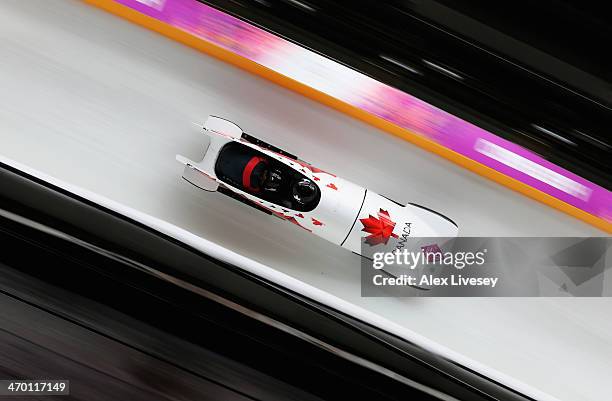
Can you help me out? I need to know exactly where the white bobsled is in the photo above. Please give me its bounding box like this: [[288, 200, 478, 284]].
[[177, 116, 458, 257]]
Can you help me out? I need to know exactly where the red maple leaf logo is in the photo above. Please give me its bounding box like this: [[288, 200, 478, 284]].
[[310, 166, 336, 177], [360, 209, 399, 246], [287, 216, 311, 232], [292, 159, 337, 177], [253, 201, 311, 231]]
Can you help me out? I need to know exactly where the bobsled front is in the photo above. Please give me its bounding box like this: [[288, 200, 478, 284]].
[[341, 191, 458, 255]]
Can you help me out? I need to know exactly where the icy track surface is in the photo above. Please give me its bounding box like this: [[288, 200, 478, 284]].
[[1, 1, 611, 400]]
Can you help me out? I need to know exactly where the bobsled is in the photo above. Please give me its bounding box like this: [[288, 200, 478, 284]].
[[177, 116, 458, 256]]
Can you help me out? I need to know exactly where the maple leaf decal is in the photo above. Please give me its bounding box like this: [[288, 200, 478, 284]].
[[292, 159, 337, 177], [257, 203, 311, 232], [287, 216, 311, 232], [360, 209, 399, 246]]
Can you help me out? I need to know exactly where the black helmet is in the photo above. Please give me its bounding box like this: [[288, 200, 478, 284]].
[[262, 168, 283, 192], [292, 178, 317, 204]]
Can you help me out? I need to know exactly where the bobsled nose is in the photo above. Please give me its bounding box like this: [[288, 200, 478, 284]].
[[433, 213, 459, 237], [405, 203, 459, 237]]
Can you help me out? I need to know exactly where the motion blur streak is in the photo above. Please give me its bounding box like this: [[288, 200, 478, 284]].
[[0, 294, 253, 401], [0, 1, 611, 401]]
